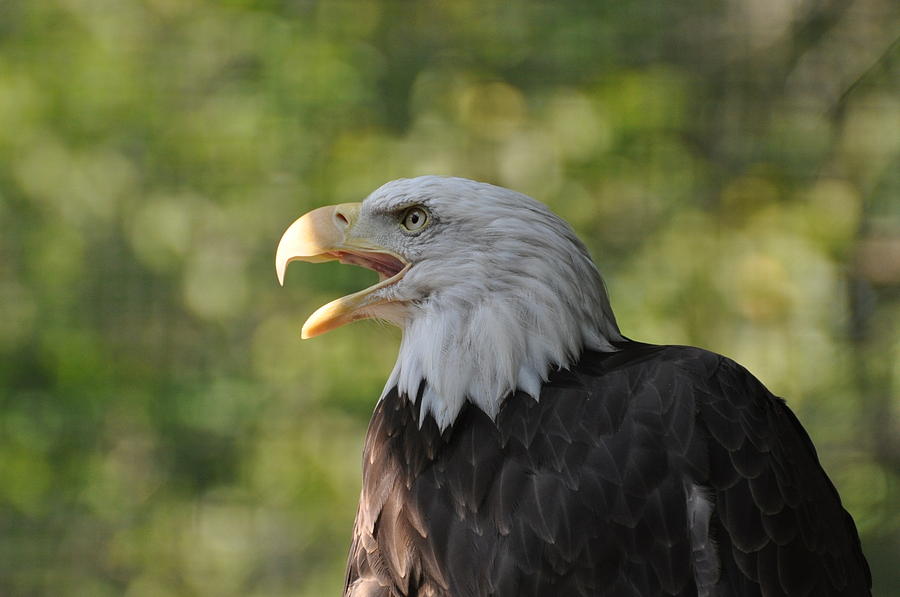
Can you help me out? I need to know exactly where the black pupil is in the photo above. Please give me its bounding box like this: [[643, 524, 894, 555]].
[[408, 211, 420, 225]]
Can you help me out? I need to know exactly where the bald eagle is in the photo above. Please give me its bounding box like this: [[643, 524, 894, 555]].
[[276, 176, 871, 597]]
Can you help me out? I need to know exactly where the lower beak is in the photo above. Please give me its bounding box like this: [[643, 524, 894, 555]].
[[275, 202, 409, 338]]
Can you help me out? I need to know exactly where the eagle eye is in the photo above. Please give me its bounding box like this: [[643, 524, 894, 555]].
[[401, 206, 429, 232]]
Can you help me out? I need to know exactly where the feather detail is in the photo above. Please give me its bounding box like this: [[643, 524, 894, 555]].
[[345, 344, 871, 597], [364, 177, 622, 430]]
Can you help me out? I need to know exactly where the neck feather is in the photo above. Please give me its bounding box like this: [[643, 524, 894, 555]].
[[381, 264, 622, 430]]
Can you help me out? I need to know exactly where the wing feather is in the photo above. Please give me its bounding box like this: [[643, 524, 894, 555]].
[[344, 344, 870, 596]]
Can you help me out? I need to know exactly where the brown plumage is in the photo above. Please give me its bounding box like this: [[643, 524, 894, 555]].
[[344, 343, 871, 597]]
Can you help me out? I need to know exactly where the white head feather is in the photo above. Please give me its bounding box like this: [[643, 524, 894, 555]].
[[353, 176, 623, 430]]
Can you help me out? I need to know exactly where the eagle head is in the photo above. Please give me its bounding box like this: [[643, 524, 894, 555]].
[[276, 176, 622, 428]]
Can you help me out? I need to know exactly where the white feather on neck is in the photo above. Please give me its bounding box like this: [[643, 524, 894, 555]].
[[374, 181, 623, 430]]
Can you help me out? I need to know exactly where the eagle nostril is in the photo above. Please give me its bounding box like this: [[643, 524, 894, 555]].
[[335, 211, 349, 227]]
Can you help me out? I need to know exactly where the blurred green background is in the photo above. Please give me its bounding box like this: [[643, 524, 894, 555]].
[[1, 0, 898, 595]]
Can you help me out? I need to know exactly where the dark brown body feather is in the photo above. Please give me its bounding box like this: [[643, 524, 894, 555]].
[[344, 343, 871, 596]]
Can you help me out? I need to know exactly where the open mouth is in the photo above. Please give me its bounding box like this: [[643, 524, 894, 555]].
[[331, 250, 407, 282], [275, 201, 411, 338], [296, 249, 410, 339]]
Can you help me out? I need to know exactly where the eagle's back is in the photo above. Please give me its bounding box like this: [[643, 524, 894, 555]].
[[344, 343, 871, 597]]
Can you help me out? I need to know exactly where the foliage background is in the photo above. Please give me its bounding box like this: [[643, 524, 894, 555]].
[[1, 0, 898, 595]]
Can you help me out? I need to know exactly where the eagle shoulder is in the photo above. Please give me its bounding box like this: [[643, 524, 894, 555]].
[[344, 343, 871, 597]]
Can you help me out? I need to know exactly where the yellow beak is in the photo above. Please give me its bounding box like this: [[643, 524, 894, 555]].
[[275, 202, 409, 339]]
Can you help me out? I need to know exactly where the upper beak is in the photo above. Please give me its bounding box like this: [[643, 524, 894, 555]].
[[275, 202, 360, 287], [275, 202, 409, 338]]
